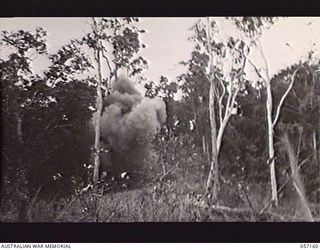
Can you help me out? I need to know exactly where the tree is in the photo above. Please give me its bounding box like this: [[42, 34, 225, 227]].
[[1, 28, 47, 144], [221, 60, 320, 210], [1, 19, 148, 201], [79, 18, 148, 184], [179, 49, 210, 152], [44, 39, 92, 86], [1, 29, 49, 205], [229, 17, 315, 206], [183, 18, 252, 202], [145, 76, 178, 133], [1, 27, 98, 200], [273, 61, 320, 207]]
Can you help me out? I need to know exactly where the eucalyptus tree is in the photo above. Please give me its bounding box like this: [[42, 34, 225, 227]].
[[183, 17, 252, 202], [78, 18, 148, 184], [228, 17, 312, 206]]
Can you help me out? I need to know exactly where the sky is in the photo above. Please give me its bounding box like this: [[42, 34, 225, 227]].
[[1, 17, 320, 88]]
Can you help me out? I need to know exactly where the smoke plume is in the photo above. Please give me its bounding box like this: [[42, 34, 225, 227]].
[[99, 77, 166, 175]]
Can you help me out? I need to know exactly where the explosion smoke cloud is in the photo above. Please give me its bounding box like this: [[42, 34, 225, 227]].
[[98, 77, 166, 175]]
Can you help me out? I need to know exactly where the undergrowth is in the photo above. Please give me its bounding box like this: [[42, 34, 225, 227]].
[[1, 134, 319, 222]]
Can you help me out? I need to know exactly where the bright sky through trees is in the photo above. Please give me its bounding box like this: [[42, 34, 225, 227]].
[[1, 17, 319, 85]]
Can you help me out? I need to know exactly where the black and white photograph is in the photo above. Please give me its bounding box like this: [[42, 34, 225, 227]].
[[0, 17, 319, 223]]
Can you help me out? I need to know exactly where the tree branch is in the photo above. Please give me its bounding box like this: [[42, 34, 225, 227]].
[[216, 54, 246, 154], [224, 84, 233, 120], [101, 49, 113, 77], [248, 59, 266, 82], [258, 40, 271, 83], [215, 74, 226, 126], [272, 67, 302, 128]]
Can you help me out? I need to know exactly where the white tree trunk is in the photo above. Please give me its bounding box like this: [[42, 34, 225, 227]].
[[205, 17, 219, 202], [266, 81, 278, 206], [313, 131, 317, 163], [259, 41, 278, 206], [93, 49, 103, 184]]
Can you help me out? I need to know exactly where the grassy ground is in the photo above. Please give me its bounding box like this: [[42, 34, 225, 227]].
[[1, 137, 319, 222], [1, 167, 319, 222]]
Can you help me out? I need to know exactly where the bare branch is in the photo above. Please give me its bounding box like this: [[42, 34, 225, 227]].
[[216, 85, 240, 153], [230, 85, 240, 110], [215, 74, 226, 126], [233, 45, 264, 82], [216, 54, 246, 153], [258, 40, 271, 82], [248, 59, 265, 82], [100, 49, 114, 93], [194, 22, 202, 37], [101, 49, 114, 77], [297, 127, 303, 159], [272, 67, 302, 128], [298, 153, 313, 169], [224, 85, 233, 120]]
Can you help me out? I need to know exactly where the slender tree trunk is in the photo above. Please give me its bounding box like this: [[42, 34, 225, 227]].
[[266, 81, 278, 206], [318, 116, 320, 164], [16, 112, 23, 144], [312, 131, 317, 163], [206, 136, 210, 163], [191, 97, 201, 144], [206, 79, 219, 202], [259, 41, 278, 206], [216, 112, 231, 153], [318, 92, 320, 164], [205, 17, 219, 202], [202, 135, 206, 157], [93, 49, 103, 184]]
